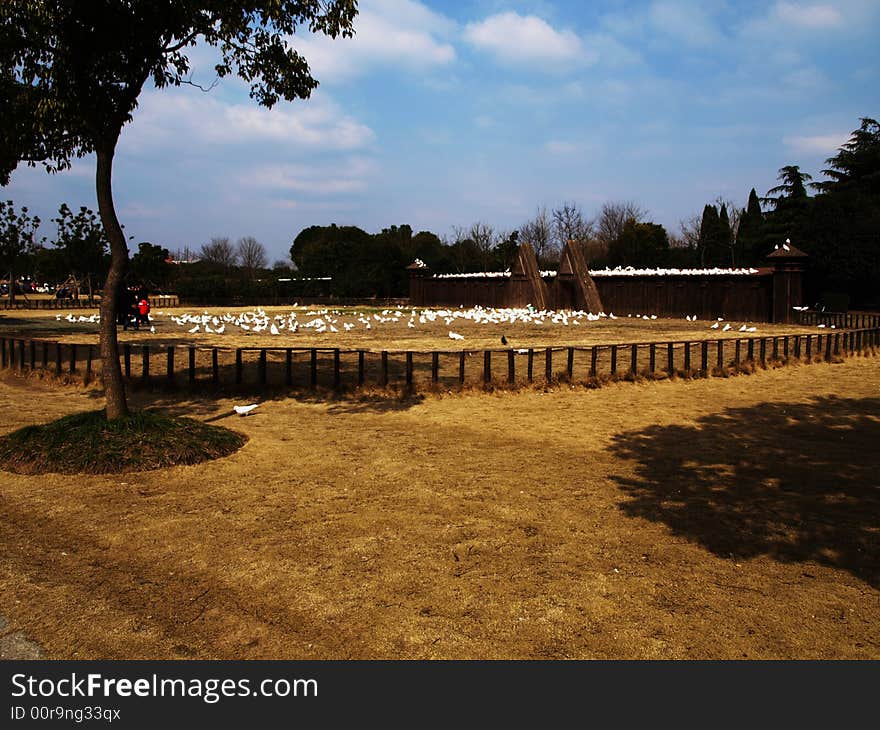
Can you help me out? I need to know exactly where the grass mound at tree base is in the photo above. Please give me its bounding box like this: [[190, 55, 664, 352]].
[[0, 410, 247, 474]]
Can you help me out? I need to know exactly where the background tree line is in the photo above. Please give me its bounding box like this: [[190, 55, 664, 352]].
[[6, 117, 876, 307]]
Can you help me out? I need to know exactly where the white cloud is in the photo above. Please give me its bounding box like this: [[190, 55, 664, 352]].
[[648, 1, 724, 47], [292, 0, 455, 83], [773, 2, 843, 28], [464, 12, 595, 68], [239, 159, 376, 196], [123, 89, 374, 154], [783, 133, 847, 155]]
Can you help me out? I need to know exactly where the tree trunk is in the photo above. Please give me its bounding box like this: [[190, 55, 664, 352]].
[[95, 143, 129, 420]]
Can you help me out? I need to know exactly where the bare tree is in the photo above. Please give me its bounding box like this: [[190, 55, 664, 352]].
[[519, 206, 554, 262], [237, 236, 267, 275], [594, 201, 647, 253], [468, 222, 497, 270], [551, 202, 593, 253], [200, 237, 238, 269], [674, 214, 702, 251]]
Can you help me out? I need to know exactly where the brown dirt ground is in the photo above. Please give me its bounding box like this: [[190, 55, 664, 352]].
[[0, 355, 878, 659], [0, 305, 820, 351]]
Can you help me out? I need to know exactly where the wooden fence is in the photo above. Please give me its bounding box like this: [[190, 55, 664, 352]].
[[0, 294, 179, 310], [2, 327, 878, 393], [794, 310, 879, 329]]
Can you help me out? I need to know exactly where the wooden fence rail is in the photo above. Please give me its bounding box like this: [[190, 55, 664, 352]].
[[1, 326, 878, 394]]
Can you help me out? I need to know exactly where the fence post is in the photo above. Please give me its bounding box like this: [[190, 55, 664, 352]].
[[42, 340, 48, 370], [508, 350, 515, 384], [567, 347, 574, 380], [188, 347, 196, 385], [649, 343, 656, 373], [483, 350, 491, 384], [834, 333, 840, 355], [666, 342, 674, 374], [760, 338, 767, 366], [459, 351, 465, 385], [825, 333, 832, 360], [167, 346, 175, 383], [235, 349, 243, 384], [630, 344, 638, 375], [545, 347, 553, 382], [358, 351, 366, 387], [142, 345, 150, 383], [334, 349, 342, 389], [85, 345, 93, 383], [610, 345, 617, 375], [29, 340, 36, 370], [734, 339, 741, 365], [805, 334, 812, 361], [55, 343, 62, 376], [312, 349, 320, 388], [259, 349, 268, 386], [747, 338, 754, 362], [700, 341, 708, 373], [591, 346, 598, 377], [794, 336, 801, 360], [212, 348, 219, 384], [432, 352, 440, 385], [527, 349, 534, 382], [683, 342, 690, 372], [717, 339, 723, 369], [69, 344, 76, 374], [406, 351, 414, 387], [18, 340, 26, 372]]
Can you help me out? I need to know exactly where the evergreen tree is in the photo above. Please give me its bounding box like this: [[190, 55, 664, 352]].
[[718, 203, 733, 266], [736, 188, 765, 266], [761, 165, 814, 258], [698, 204, 726, 266]]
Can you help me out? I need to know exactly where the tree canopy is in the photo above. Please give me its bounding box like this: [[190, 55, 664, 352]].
[[0, 1, 358, 419]]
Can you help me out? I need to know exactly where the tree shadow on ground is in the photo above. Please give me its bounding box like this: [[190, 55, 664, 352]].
[[609, 396, 880, 587], [123, 386, 425, 419]]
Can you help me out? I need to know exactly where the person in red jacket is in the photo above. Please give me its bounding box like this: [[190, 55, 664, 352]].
[[136, 291, 151, 327]]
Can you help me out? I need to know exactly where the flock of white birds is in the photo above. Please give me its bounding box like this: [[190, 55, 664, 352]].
[[41, 305, 840, 341]]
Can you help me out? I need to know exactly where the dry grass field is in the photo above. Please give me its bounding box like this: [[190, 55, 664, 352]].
[[0, 305, 820, 351], [0, 351, 878, 659]]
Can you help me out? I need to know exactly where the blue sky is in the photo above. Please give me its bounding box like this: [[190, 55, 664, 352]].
[[5, 0, 879, 263]]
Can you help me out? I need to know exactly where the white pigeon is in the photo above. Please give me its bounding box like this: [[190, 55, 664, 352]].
[[233, 404, 259, 416], [710, 322, 720, 329], [270, 323, 279, 335], [739, 325, 747, 332], [448, 331, 464, 340], [722, 323, 731, 332], [188, 325, 199, 333], [149, 326, 156, 333]]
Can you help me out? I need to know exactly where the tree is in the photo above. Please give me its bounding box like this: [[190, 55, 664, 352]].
[[0, 200, 42, 303], [0, 1, 357, 419], [761, 165, 815, 258], [200, 237, 238, 270], [53, 203, 110, 299], [594, 201, 647, 256], [736, 188, 765, 266], [607, 220, 669, 268], [519, 206, 553, 265], [237, 236, 267, 276], [718, 203, 733, 265], [763, 165, 813, 211], [815, 118, 880, 196], [803, 118, 880, 306], [551, 202, 592, 258], [130, 242, 172, 290]]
